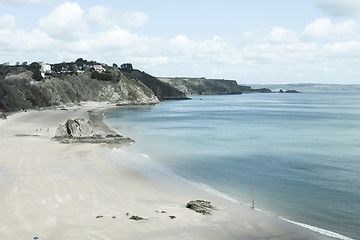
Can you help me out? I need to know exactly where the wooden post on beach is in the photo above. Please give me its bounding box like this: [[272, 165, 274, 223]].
[[251, 186, 255, 209]]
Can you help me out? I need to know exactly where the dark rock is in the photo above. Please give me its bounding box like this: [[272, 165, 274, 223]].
[[279, 89, 300, 93], [252, 88, 272, 93], [126, 213, 129, 216], [105, 134, 123, 138], [285, 89, 300, 93], [96, 215, 103, 218], [53, 135, 134, 144], [169, 216, 176, 219], [161, 211, 166, 214], [112, 216, 116, 219], [186, 200, 217, 215], [129, 215, 147, 221], [0, 112, 6, 119]]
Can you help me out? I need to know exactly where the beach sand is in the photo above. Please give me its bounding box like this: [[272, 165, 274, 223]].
[[0, 103, 333, 240]]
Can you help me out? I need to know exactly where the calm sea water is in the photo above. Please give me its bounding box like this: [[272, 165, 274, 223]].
[[105, 92, 360, 240]]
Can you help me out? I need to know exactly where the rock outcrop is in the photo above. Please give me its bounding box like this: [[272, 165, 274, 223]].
[[55, 118, 94, 138], [53, 118, 133, 144], [121, 70, 190, 100], [158, 77, 272, 95], [186, 200, 217, 215], [285, 89, 300, 93]]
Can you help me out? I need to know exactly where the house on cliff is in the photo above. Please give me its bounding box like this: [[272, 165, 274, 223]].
[[40, 63, 51, 77], [93, 65, 105, 72]]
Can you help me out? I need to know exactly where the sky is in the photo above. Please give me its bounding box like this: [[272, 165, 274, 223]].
[[1, 0, 360, 84]]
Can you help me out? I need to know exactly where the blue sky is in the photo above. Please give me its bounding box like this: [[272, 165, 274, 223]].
[[1, 0, 360, 84]]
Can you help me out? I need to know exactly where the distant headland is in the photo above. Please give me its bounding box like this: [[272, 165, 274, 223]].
[[0, 59, 272, 113]]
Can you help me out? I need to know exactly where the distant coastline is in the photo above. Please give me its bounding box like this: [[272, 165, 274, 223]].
[[249, 83, 360, 92]]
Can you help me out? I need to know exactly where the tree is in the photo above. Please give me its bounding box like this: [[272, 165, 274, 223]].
[[75, 58, 86, 66], [29, 62, 42, 81], [112, 63, 118, 68]]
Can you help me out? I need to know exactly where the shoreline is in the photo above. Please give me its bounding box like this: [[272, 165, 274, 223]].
[[0, 102, 342, 240], [102, 104, 355, 240]]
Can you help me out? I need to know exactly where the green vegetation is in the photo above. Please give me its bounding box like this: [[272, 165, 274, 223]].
[[1, 59, 182, 112], [121, 70, 188, 100], [91, 70, 117, 82], [27, 62, 43, 81]]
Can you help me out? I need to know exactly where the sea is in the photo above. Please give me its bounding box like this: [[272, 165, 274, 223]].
[[104, 92, 360, 240]]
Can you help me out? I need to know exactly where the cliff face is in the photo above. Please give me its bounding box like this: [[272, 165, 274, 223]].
[[0, 67, 159, 112], [121, 70, 189, 100], [158, 77, 272, 95]]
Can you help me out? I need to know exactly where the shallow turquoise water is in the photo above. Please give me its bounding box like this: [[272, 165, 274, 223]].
[[105, 92, 360, 239]]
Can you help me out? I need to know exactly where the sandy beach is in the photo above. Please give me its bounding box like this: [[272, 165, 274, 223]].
[[0, 103, 333, 240]]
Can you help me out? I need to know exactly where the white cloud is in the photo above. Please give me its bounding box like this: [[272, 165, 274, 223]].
[[87, 5, 114, 28], [0, 0, 46, 4], [0, 28, 55, 55], [243, 42, 318, 64], [324, 41, 360, 57], [39, 1, 87, 41], [169, 35, 232, 56], [302, 18, 358, 40], [268, 26, 298, 43], [68, 27, 146, 53], [2, 0, 360, 83], [119, 11, 149, 28], [315, 0, 360, 17], [242, 30, 266, 43], [0, 14, 17, 29], [170, 35, 197, 54]]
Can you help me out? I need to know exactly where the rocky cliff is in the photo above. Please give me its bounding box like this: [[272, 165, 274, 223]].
[[0, 65, 160, 112], [121, 70, 189, 100], [158, 77, 272, 95]]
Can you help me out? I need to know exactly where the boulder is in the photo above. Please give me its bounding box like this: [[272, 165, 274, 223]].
[[54, 123, 68, 137], [54, 118, 94, 138], [186, 200, 217, 215], [66, 118, 93, 138], [53, 118, 134, 144]]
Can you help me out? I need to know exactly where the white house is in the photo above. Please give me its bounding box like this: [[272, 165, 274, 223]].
[[93, 65, 105, 72], [41, 64, 51, 77]]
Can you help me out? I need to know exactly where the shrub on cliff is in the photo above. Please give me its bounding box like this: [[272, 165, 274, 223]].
[[91, 70, 114, 82], [27, 62, 43, 81]]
